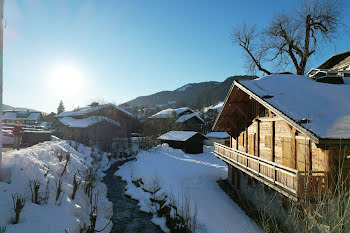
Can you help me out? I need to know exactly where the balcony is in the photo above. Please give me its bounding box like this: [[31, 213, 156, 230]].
[[214, 143, 327, 199]]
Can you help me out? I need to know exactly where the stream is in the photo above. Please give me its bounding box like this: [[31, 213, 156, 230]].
[[103, 159, 163, 233]]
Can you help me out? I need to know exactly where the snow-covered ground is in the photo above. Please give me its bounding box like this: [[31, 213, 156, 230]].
[[0, 139, 113, 233], [116, 144, 260, 233]]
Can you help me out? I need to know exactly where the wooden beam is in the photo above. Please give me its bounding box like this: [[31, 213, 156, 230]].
[[271, 121, 275, 162], [257, 120, 260, 157], [245, 122, 248, 153], [232, 103, 249, 119], [222, 115, 241, 120]]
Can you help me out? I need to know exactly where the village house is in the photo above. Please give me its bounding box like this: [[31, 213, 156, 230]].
[[2, 110, 41, 125], [157, 131, 207, 154], [212, 73, 350, 224], [55, 103, 135, 149], [148, 107, 204, 133], [307, 50, 350, 84], [205, 131, 230, 146]]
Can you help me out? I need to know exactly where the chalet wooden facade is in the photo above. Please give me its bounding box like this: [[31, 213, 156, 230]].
[[213, 74, 350, 200]]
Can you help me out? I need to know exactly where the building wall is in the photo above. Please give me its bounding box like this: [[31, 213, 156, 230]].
[[228, 165, 295, 228], [229, 103, 329, 173]]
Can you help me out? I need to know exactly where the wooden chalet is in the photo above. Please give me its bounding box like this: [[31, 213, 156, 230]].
[[318, 50, 350, 71], [212, 74, 350, 200], [55, 103, 135, 149], [149, 107, 204, 133], [157, 131, 207, 154]]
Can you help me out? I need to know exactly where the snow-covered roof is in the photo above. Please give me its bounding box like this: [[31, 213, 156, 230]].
[[3, 112, 18, 120], [206, 132, 230, 139], [175, 112, 204, 123], [238, 74, 350, 139], [157, 131, 205, 141], [2, 111, 40, 121], [59, 116, 121, 128], [56, 103, 134, 118], [149, 107, 193, 119], [27, 112, 41, 121]]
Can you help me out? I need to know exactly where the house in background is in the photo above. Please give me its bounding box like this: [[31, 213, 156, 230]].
[[212, 73, 350, 224], [318, 50, 350, 70], [55, 103, 135, 149], [148, 107, 204, 133], [157, 131, 207, 154], [2, 110, 41, 125], [205, 132, 230, 146], [307, 50, 350, 84]]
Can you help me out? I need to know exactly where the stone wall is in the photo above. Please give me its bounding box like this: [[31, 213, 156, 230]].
[[228, 165, 293, 226]]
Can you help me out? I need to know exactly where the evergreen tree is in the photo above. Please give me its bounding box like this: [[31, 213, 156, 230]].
[[57, 100, 65, 114]]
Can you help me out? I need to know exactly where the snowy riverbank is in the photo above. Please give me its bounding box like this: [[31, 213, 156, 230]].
[[0, 139, 113, 233], [115, 144, 260, 233]]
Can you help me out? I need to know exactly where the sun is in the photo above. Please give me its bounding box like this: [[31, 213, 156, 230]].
[[49, 64, 84, 95]]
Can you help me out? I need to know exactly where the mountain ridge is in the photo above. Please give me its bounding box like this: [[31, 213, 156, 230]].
[[121, 75, 257, 110]]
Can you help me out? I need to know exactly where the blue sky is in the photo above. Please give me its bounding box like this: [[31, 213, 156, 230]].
[[4, 0, 350, 113]]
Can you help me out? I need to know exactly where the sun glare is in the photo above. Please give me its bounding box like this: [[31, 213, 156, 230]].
[[49, 64, 84, 95]]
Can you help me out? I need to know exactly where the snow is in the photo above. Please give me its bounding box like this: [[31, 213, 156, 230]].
[[176, 84, 193, 92], [56, 103, 134, 118], [2, 112, 40, 121], [157, 131, 202, 141], [175, 112, 204, 123], [205, 132, 230, 139], [203, 102, 224, 113], [149, 107, 193, 119], [59, 116, 121, 128], [26, 113, 41, 121], [239, 74, 350, 139], [115, 144, 260, 233], [0, 139, 113, 232]]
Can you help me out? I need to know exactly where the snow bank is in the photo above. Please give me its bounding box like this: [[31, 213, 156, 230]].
[[115, 144, 260, 233], [0, 140, 113, 233]]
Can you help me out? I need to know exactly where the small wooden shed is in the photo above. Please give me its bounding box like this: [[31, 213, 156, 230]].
[[157, 131, 207, 154]]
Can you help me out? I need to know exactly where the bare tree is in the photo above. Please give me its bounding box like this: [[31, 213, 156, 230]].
[[233, 0, 345, 75]]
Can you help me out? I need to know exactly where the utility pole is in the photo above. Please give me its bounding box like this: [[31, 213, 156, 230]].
[[0, 0, 4, 172]]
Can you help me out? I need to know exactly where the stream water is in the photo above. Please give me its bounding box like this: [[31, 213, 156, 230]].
[[103, 160, 163, 233]]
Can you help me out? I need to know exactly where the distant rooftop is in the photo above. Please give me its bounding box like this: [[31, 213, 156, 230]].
[[149, 107, 193, 119], [56, 103, 134, 118], [59, 116, 121, 128], [157, 131, 205, 141]]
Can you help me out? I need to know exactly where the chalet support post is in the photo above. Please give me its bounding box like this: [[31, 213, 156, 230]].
[[292, 128, 296, 169], [245, 122, 249, 169], [271, 121, 275, 162], [257, 120, 260, 157], [245, 122, 248, 153], [309, 140, 312, 175]]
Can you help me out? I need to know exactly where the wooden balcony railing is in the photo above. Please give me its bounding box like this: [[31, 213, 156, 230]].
[[214, 143, 327, 198]]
